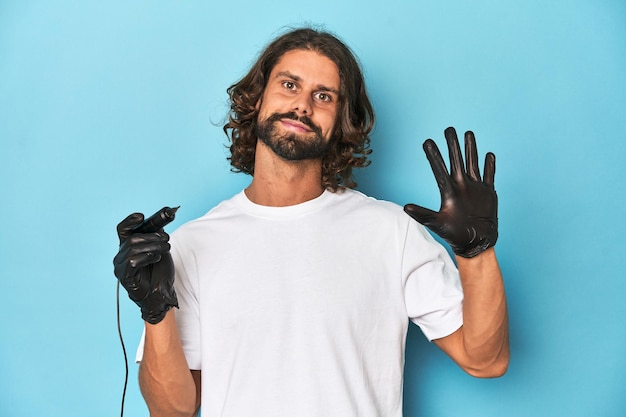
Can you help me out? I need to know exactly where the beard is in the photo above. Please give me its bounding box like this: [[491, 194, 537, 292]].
[[255, 111, 332, 161]]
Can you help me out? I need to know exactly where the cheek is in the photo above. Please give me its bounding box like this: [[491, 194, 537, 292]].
[[256, 93, 270, 118], [257, 93, 288, 120], [324, 108, 340, 137]]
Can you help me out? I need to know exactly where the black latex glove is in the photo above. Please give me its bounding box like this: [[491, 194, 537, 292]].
[[113, 208, 179, 324], [404, 127, 498, 258]]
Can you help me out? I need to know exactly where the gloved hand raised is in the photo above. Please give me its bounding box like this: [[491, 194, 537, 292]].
[[113, 207, 179, 324], [404, 127, 498, 258]]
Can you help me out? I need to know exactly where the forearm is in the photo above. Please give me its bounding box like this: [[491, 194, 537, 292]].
[[455, 248, 509, 376], [139, 309, 200, 417]]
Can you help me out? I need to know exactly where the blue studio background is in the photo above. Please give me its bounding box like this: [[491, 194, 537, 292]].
[[1, 1, 625, 416]]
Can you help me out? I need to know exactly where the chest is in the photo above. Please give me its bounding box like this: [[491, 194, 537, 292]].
[[191, 217, 404, 331]]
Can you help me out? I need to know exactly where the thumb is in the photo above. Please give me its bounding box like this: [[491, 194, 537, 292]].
[[116, 212, 145, 242], [403, 204, 439, 227]]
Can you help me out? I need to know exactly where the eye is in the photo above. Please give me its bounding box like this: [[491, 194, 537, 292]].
[[282, 81, 297, 90], [315, 92, 333, 102]]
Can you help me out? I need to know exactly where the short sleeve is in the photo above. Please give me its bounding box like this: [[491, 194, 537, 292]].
[[402, 220, 464, 341]]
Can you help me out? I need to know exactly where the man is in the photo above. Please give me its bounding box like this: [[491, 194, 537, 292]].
[[114, 27, 509, 417]]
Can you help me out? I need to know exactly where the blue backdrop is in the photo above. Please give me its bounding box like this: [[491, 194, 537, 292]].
[[1, 1, 625, 416]]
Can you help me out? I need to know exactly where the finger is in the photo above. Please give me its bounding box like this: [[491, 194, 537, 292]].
[[483, 152, 496, 187], [464, 131, 481, 181], [117, 235, 171, 259], [117, 213, 145, 242], [404, 203, 440, 227], [114, 233, 170, 270], [444, 127, 464, 181], [128, 252, 163, 270], [124, 231, 171, 245], [423, 139, 453, 194], [114, 252, 163, 281], [119, 251, 164, 278]]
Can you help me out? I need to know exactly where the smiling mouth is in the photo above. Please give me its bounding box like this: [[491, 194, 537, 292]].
[[280, 119, 313, 133]]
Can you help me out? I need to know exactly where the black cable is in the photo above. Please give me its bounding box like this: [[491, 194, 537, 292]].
[[117, 281, 129, 417]]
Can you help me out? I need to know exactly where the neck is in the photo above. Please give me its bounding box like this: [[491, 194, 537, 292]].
[[245, 141, 325, 207]]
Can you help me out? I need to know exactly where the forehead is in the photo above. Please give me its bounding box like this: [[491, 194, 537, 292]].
[[270, 49, 340, 90]]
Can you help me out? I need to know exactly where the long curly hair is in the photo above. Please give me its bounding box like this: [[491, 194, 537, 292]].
[[224, 27, 374, 191]]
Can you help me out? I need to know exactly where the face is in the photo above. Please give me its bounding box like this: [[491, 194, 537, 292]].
[[256, 49, 341, 161]]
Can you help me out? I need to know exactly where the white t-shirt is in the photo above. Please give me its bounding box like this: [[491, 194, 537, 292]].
[[138, 188, 463, 417]]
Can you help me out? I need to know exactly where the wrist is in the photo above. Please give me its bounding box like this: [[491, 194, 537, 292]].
[[455, 247, 497, 267]]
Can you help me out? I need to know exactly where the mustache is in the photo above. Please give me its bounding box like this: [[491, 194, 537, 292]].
[[264, 111, 323, 136]]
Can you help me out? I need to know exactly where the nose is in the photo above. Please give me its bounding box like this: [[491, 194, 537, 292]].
[[291, 93, 313, 116]]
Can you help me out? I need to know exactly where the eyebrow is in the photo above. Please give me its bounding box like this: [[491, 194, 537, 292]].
[[275, 71, 340, 95]]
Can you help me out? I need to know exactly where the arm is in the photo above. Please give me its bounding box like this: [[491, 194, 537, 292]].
[[139, 310, 201, 416], [434, 249, 509, 377], [404, 127, 509, 377]]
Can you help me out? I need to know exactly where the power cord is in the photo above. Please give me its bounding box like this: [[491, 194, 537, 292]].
[[116, 281, 129, 417]]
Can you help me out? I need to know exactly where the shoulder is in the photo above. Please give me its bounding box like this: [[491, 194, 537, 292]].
[[330, 188, 408, 219], [171, 192, 244, 240], [323, 188, 422, 239], [335, 189, 440, 244]]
